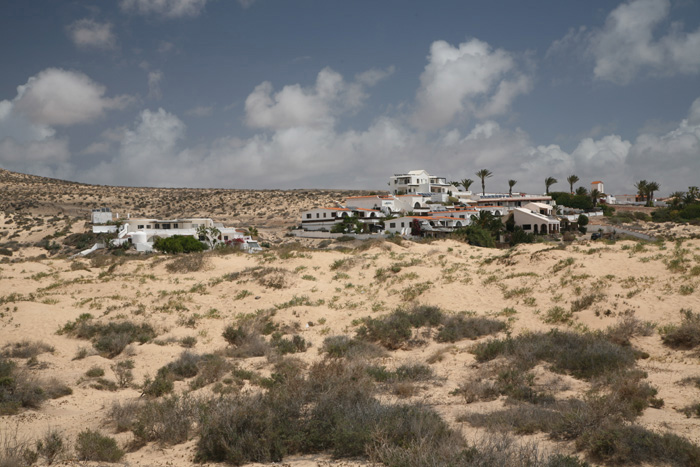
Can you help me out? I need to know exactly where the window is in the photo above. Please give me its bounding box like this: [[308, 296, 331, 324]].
[[306, 214, 312, 219], [147, 225, 151, 229], [332, 212, 337, 218], [523, 224, 531, 230], [224, 236, 228, 240], [316, 213, 320, 218], [401, 222, 405, 227], [162, 223, 171, 229], [389, 223, 396, 228], [137, 225, 144, 229], [323, 213, 326, 218], [155, 223, 160, 229], [173, 223, 178, 228]]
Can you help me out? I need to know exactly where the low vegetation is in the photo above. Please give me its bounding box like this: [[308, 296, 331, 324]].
[[356, 305, 506, 350], [58, 314, 157, 358]]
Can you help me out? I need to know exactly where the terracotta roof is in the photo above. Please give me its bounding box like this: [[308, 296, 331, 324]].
[[591, 181, 603, 184]]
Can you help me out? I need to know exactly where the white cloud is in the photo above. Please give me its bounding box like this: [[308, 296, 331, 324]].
[[185, 105, 213, 117], [411, 39, 532, 130], [552, 0, 700, 84], [12, 68, 131, 126], [245, 67, 370, 130], [355, 66, 395, 87], [120, 0, 209, 18], [67, 19, 116, 50], [0, 69, 129, 177], [148, 71, 163, 100]]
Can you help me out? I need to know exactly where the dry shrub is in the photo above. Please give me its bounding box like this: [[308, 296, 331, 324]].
[[75, 430, 123, 462], [2, 341, 54, 359], [165, 253, 208, 273]]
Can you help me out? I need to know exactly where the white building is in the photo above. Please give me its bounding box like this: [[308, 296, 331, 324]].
[[513, 206, 560, 235], [91, 207, 113, 224], [300, 207, 385, 232], [389, 170, 451, 198], [591, 181, 605, 193], [92, 213, 259, 252], [384, 215, 471, 236]]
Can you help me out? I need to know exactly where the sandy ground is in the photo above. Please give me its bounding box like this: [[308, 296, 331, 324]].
[[2, 168, 700, 466], [1, 236, 699, 465]]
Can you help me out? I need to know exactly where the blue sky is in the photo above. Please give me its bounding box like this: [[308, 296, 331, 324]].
[[1, 0, 699, 195]]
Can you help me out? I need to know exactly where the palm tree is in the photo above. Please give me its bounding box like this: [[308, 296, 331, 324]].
[[686, 186, 699, 205], [508, 180, 517, 197], [634, 180, 648, 203], [567, 175, 579, 194], [670, 191, 685, 209], [475, 169, 493, 196], [645, 181, 659, 207], [460, 178, 474, 193], [575, 186, 588, 196], [590, 189, 600, 207], [544, 177, 558, 195]]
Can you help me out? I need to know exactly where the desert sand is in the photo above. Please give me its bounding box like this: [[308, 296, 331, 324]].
[[2, 169, 700, 466]]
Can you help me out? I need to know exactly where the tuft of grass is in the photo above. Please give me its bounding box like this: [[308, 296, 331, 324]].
[[165, 254, 208, 273]]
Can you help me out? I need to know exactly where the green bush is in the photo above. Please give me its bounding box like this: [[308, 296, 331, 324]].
[[153, 235, 206, 254], [75, 430, 123, 462]]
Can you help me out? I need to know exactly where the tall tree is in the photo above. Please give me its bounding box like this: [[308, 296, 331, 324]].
[[686, 186, 699, 204], [590, 189, 600, 207], [460, 178, 474, 192], [545, 177, 558, 195], [645, 181, 659, 207], [475, 169, 493, 196], [508, 179, 517, 197], [634, 180, 648, 203], [567, 174, 579, 194], [575, 186, 588, 196]]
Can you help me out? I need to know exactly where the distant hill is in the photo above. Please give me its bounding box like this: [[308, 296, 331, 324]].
[[0, 168, 375, 229]]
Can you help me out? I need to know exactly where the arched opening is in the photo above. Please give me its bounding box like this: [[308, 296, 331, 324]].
[[455, 221, 462, 227], [541, 224, 547, 234], [414, 202, 421, 209], [533, 224, 539, 234], [341, 212, 349, 218]]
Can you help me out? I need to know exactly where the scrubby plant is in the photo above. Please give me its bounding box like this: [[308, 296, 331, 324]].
[[75, 430, 123, 462], [472, 330, 636, 380], [0, 357, 72, 414], [661, 309, 700, 349], [320, 335, 386, 359], [436, 314, 507, 343], [58, 316, 156, 358]]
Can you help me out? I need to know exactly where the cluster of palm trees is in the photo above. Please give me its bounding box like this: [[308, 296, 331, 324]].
[[450, 170, 585, 197], [669, 186, 699, 209], [634, 180, 661, 207], [449, 169, 494, 196]]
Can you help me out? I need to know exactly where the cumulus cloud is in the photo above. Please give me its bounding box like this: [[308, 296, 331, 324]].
[[12, 68, 131, 126], [120, 0, 209, 18], [411, 39, 532, 130], [550, 0, 700, 84], [67, 19, 116, 50], [0, 69, 128, 177], [148, 71, 163, 100], [245, 67, 373, 130]]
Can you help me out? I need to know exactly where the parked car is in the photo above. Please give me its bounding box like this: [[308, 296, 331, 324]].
[[590, 232, 602, 240]]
